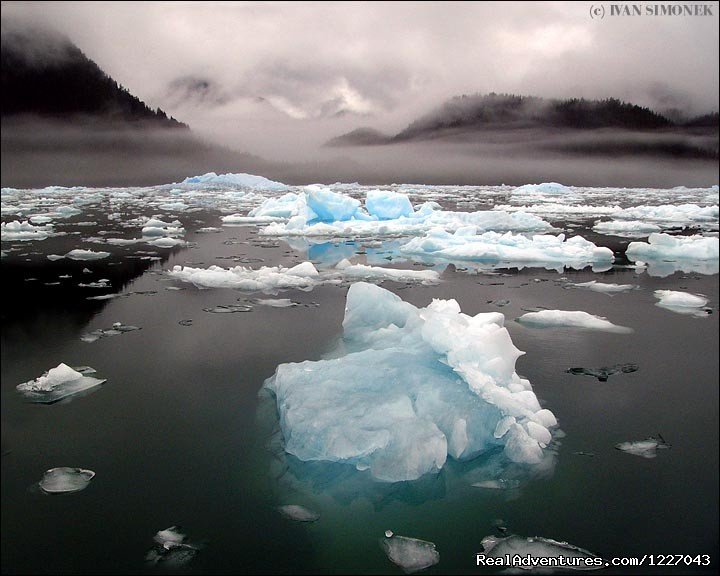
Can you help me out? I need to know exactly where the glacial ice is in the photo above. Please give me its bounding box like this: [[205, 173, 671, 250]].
[[401, 229, 613, 269], [141, 217, 185, 237], [565, 280, 638, 294], [262, 283, 557, 483], [654, 290, 710, 316], [168, 262, 321, 292], [615, 435, 670, 458], [16, 363, 106, 403], [1, 220, 52, 241], [333, 259, 440, 284], [254, 298, 299, 308], [62, 249, 111, 261], [516, 310, 632, 333], [146, 526, 198, 567], [511, 182, 571, 196], [365, 189, 414, 220], [38, 467, 95, 494], [81, 322, 141, 343], [480, 534, 602, 569], [181, 171, 288, 190], [277, 504, 320, 522], [306, 185, 362, 221], [614, 203, 719, 224], [593, 220, 662, 236], [146, 237, 185, 248], [381, 533, 440, 574], [626, 233, 719, 263]]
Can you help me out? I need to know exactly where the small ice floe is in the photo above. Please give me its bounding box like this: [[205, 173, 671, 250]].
[[277, 504, 320, 522], [1, 220, 52, 241], [196, 227, 222, 233], [479, 534, 602, 570], [592, 219, 661, 237], [16, 363, 106, 403], [146, 526, 198, 567], [141, 217, 184, 237], [81, 322, 141, 343], [564, 280, 638, 294], [654, 290, 711, 317], [615, 435, 670, 458], [146, 237, 185, 248], [381, 532, 440, 574], [78, 279, 111, 289], [333, 259, 440, 284], [472, 479, 521, 490], [626, 233, 719, 263], [254, 298, 299, 308], [178, 319, 193, 326], [516, 310, 632, 333], [203, 304, 252, 313], [566, 364, 638, 382], [168, 262, 321, 292], [38, 467, 95, 494], [48, 249, 111, 261]]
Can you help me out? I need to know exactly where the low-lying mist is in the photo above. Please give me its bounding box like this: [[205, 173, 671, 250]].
[[2, 117, 718, 189]]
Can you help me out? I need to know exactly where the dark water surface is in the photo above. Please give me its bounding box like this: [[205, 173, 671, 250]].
[[2, 210, 718, 574]]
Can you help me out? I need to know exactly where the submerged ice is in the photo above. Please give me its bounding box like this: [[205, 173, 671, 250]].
[[263, 283, 557, 483], [381, 533, 440, 574], [38, 467, 95, 494]]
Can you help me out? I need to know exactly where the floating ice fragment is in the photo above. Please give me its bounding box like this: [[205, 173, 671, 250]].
[[16, 363, 106, 403], [615, 435, 670, 458], [65, 249, 111, 261], [277, 504, 320, 522], [147, 526, 198, 567], [1, 220, 51, 241], [203, 305, 253, 313], [147, 237, 185, 248], [626, 233, 719, 263], [263, 283, 557, 482], [472, 479, 521, 490], [516, 310, 632, 333], [401, 229, 613, 269], [81, 323, 141, 342], [381, 533, 439, 574], [365, 190, 414, 219], [566, 364, 638, 382], [254, 298, 299, 308], [333, 259, 440, 284], [565, 281, 638, 294], [653, 290, 710, 316], [593, 220, 661, 236], [480, 534, 602, 570], [512, 182, 571, 195], [38, 467, 95, 494], [181, 171, 288, 190], [167, 262, 320, 292]]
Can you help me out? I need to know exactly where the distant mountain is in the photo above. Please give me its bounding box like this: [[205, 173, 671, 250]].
[[1, 20, 186, 128], [683, 112, 719, 128], [325, 127, 391, 147], [328, 93, 719, 147], [395, 93, 672, 140]]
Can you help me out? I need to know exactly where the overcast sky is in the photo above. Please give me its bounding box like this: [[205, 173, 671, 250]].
[[3, 1, 719, 159]]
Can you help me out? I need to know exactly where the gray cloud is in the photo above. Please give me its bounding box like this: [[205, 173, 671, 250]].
[[2, 1, 718, 160]]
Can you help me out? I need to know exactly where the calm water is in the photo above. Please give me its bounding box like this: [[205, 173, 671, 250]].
[[1, 186, 718, 574]]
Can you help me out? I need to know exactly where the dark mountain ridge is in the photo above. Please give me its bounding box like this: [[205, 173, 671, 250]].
[[1, 20, 186, 127]]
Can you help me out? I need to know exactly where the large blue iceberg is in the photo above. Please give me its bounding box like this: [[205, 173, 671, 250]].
[[263, 283, 557, 482]]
